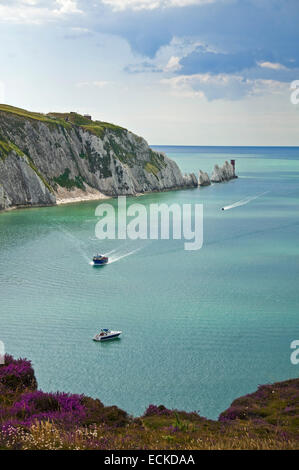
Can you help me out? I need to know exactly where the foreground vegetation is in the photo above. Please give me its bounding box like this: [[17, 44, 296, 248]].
[[0, 355, 298, 450]]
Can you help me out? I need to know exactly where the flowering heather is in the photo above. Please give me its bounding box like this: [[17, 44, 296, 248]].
[[0, 355, 298, 450], [144, 405, 173, 417], [0, 354, 37, 391], [9, 391, 86, 428], [219, 379, 299, 430]]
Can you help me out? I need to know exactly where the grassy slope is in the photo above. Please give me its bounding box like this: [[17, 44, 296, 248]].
[[0, 355, 298, 450], [0, 104, 127, 146], [0, 104, 71, 128]]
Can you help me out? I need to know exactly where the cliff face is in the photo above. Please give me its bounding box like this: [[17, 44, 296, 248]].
[[0, 105, 196, 211], [0, 153, 56, 209]]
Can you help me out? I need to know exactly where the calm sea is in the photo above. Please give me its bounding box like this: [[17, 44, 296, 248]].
[[0, 146, 298, 419]]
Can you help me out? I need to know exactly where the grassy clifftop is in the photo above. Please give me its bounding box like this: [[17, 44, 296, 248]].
[[0, 104, 126, 139], [0, 355, 298, 450], [47, 111, 126, 139]]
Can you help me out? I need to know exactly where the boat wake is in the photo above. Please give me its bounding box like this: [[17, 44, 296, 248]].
[[89, 246, 142, 265], [108, 247, 142, 264], [222, 191, 269, 211], [59, 227, 90, 263], [59, 225, 142, 266]]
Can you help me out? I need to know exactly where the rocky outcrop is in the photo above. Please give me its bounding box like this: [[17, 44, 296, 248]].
[[183, 172, 197, 187], [0, 106, 197, 211], [211, 161, 236, 183], [0, 184, 10, 210], [198, 170, 211, 186], [0, 152, 55, 211]]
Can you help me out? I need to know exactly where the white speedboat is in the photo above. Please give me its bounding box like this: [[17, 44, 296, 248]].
[[93, 329, 122, 342]]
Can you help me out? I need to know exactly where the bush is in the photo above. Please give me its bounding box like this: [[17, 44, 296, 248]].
[[0, 355, 37, 392], [144, 405, 173, 417]]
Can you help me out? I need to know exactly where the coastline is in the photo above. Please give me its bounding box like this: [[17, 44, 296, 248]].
[[0, 184, 199, 213], [55, 185, 110, 205]]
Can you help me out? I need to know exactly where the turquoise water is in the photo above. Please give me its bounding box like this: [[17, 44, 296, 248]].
[[0, 146, 299, 419]]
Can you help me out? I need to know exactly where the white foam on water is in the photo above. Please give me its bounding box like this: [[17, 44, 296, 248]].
[[108, 247, 142, 264], [222, 191, 269, 211]]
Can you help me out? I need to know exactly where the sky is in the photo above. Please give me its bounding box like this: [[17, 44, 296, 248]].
[[0, 0, 299, 145]]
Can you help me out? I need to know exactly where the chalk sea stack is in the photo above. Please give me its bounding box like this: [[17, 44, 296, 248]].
[[211, 160, 237, 183], [198, 170, 211, 186]]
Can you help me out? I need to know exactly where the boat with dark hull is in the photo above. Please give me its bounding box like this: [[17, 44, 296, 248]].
[[92, 254, 108, 266]]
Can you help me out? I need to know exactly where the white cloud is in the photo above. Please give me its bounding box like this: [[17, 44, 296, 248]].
[[76, 81, 112, 88], [258, 61, 288, 71], [22, 0, 39, 5], [54, 0, 81, 14], [70, 27, 90, 33], [101, 0, 215, 12], [0, 0, 82, 24], [161, 73, 287, 100], [250, 79, 287, 96], [164, 56, 181, 72]]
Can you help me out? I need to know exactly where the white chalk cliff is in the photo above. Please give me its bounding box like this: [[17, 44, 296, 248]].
[[0, 106, 197, 211]]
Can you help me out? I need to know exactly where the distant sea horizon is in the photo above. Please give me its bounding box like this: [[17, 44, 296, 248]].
[[151, 144, 299, 148]]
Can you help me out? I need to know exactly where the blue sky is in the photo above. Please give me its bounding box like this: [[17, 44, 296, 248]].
[[0, 0, 299, 145]]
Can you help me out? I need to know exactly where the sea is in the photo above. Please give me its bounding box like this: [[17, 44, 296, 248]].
[[0, 145, 298, 419]]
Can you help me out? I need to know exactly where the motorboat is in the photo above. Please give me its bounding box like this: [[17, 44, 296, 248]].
[[93, 329, 122, 341], [92, 254, 108, 265]]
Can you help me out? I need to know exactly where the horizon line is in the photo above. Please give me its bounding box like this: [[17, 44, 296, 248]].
[[150, 144, 299, 148]]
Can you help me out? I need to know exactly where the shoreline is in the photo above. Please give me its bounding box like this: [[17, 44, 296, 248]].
[[55, 185, 111, 205], [0, 185, 198, 214], [56, 194, 111, 206]]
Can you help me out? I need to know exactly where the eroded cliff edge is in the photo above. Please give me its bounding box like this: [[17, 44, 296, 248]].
[[0, 105, 197, 211]]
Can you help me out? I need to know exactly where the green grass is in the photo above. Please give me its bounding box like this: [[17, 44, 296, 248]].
[[0, 105, 127, 140], [144, 150, 166, 176], [47, 112, 126, 139], [144, 162, 159, 176], [0, 136, 24, 160], [0, 104, 71, 129]]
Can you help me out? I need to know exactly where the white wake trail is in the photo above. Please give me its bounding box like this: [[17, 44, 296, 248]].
[[222, 191, 269, 211], [108, 247, 142, 264]]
